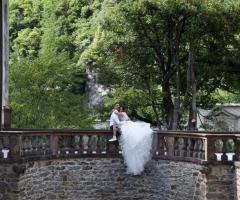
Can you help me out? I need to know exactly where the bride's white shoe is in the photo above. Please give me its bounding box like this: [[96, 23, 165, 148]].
[[109, 136, 117, 142]]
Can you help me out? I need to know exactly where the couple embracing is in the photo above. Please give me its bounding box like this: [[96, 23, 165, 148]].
[[108, 103, 153, 175], [109, 103, 129, 142]]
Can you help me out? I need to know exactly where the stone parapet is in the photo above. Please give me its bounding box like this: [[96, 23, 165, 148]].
[[0, 158, 237, 200], [18, 159, 207, 200]]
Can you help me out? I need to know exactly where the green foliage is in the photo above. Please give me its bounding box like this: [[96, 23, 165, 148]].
[[9, 0, 94, 128], [78, 0, 240, 128], [9, 54, 93, 128], [102, 87, 163, 121], [9, 0, 240, 129]]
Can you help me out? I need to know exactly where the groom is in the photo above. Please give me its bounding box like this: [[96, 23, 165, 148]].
[[109, 103, 124, 142]]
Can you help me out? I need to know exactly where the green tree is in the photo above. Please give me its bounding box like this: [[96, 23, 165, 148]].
[[79, 0, 240, 130], [9, 0, 93, 128]]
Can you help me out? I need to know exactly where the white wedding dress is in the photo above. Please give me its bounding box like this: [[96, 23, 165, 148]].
[[120, 121, 153, 175]]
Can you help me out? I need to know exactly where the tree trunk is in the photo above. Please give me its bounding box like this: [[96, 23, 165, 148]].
[[162, 81, 174, 130], [146, 81, 162, 129], [172, 54, 181, 130], [188, 50, 197, 130]]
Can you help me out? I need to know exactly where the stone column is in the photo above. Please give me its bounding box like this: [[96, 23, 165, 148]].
[[235, 162, 240, 200], [1, 0, 10, 129]]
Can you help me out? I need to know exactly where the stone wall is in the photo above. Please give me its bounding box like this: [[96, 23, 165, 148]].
[[0, 158, 237, 200], [0, 163, 21, 200], [18, 159, 207, 200], [206, 164, 235, 200]]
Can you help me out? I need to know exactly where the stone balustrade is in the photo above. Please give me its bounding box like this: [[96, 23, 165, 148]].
[[0, 129, 239, 164], [154, 131, 238, 163], [0, 129, 240, 200]]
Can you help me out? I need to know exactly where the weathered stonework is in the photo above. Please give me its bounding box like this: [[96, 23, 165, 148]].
[[0, 159, 237, 200], [0, 163, 20, 200], [235, 162, 240, 200], [17, 159, 207, 200], [206, 164, 235, 200]]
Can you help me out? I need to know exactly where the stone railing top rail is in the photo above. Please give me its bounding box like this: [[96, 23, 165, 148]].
[[0, 129, 239, 164], [1, 128, 239, 134]]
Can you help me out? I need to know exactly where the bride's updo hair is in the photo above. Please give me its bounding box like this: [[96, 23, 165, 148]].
[[119, 105, 124, 112]]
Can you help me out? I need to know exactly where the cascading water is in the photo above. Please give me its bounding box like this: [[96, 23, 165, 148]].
[[85, 67, 108, 108], [85, 67, 109, 129]]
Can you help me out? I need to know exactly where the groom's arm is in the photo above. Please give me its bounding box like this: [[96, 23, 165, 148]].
[[113, 114, 124, 126]]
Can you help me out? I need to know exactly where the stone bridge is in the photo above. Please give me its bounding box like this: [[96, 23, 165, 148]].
[[0, 129, 239, 200]]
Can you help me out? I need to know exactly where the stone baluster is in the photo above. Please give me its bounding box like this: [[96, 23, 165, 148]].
[[205, 136, 217, 161], [166, 136, 175, 157], [186, 138, 193, 157], [174, 137, 184, 157], [73, 136, 80, 155], [234, 137, 240, 161], [221, 138, 228, 162], [82, 135, 89, 154], [0, 135, 9, 158], [174, 137, 180, 156], [101, 135, 108, 154], [37, 136, 44, 155], [69, 136, 76, 155], [96, 135, 101, 154], [159, 135, 166, 156], [151, 133, 157, 156], [193, 139, 199, 158], [91, 135, 98, 154], [78, 135, 83, 154], [22, 137, 27, 154], [60, 136, 69, 155], [0, 136, 3, 158], [174, 137, 179, 156], [182, 138, 188, 157], [179, 138, 185, 157], [9, 134, 22, 159], [31, 136, 39, 155], [50, 135, 59, 156], [22, 136, 32, 155], [38, 136, 45, 155], [87, 135, 92, 154], [151, 133, 158, 156], [226, 139, 235, 161], [202, 139, 206, 160], [44, 136, 51, 155], [193, 139, 203, 159], [197, 139, 204, 159]]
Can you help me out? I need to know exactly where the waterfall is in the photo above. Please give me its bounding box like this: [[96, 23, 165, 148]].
[[85, 67, 108, 108]]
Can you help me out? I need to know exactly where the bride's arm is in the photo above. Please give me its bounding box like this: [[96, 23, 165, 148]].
[[123, 112, 130, 121], [113, 109, 123, 116]]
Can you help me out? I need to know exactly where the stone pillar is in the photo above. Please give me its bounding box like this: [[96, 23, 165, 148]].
[[235, 162, 240, 200], [1, 0, 10, 129]]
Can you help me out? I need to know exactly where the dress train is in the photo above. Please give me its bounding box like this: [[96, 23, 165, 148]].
[[120, 121, 153, 175]]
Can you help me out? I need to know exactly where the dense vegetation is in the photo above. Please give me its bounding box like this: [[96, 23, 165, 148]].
[[9, 0, 240, 129]]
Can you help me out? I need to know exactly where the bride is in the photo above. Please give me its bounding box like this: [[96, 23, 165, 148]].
[[118, 106, 153, 175]]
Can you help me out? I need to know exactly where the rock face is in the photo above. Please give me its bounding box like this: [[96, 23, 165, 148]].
[[0, 158, 237, 200]]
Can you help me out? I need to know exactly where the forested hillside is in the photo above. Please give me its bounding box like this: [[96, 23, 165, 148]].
[[9, 0, 240, 129], [9, 0, 94, 128]]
